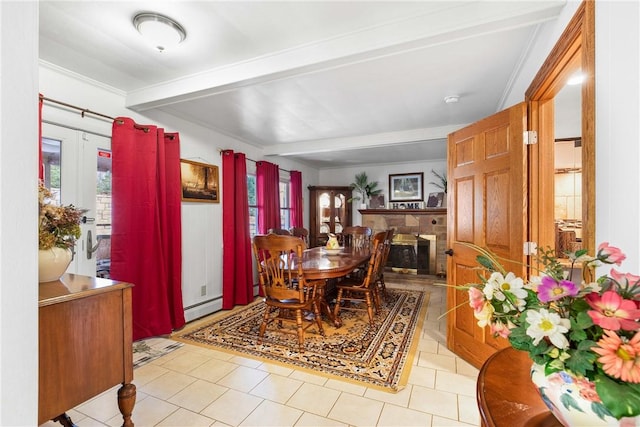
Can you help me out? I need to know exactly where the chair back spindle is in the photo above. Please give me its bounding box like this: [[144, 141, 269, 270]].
[[341, 226, 372, 249]]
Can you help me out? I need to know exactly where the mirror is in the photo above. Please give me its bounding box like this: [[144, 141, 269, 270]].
[[554, 81, 582, 257]]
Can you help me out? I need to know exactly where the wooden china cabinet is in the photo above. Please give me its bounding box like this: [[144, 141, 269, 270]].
[[308, 186, 352, 247]]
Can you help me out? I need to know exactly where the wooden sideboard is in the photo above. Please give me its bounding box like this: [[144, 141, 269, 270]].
[[477, 347, 562, 427], [39, 274, 136, 426]]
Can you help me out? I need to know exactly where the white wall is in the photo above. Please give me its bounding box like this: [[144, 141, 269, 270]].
[[39, 65, 321, 321], [594, 0, 640, 273], [0, 2, 39, 425], [319, 159, 447, 226], [501, 1, 582, 109]]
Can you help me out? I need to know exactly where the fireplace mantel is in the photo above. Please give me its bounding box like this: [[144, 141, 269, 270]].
[[358, 208, 446, 215]]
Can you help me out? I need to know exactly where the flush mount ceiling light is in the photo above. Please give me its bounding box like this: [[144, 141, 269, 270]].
[[444, 95, 460, 104], [133, 12, 186, 53]]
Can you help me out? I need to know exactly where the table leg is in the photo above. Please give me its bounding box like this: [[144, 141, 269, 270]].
[[118, 382, 136, 427], [318, 280, 342, 327]]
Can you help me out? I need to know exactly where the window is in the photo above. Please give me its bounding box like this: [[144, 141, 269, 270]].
[[248, 174, 258, 238], [247, 174, 291, 237], [280, 180, 291, 231]]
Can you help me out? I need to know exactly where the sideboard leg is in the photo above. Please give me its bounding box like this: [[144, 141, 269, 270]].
[[117, 382, 136, 427]]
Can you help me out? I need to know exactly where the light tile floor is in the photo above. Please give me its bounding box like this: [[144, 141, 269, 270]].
[[41, 281, 480, 427]]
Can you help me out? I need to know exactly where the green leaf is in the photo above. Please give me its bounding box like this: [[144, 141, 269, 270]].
[[590, 402, 611, 420], [594, 373, 640, 419], [574, 310, 593, 328], [569, 327, 587, 343], [559, 392, 583, 413], [564, 343, 597, 376], [476, 255, 495, 271]]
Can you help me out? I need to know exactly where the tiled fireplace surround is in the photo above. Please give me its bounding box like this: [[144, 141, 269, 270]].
[[359, 208, 447, 277]]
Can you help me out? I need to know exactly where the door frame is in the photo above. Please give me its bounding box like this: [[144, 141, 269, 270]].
[[526, 0, 595, 255]]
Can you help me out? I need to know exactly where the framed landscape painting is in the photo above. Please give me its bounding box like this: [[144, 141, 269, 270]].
[[180, 159, 219, 203], [389, 172, 424, 202]]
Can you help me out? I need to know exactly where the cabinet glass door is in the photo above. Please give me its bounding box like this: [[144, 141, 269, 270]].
[[334, 192, 346, 233], [318, 192, 331, 234]]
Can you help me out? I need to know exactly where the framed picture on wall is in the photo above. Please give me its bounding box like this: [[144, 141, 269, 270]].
[[180, 159, 219, 203], [389, 172, 424, 202]]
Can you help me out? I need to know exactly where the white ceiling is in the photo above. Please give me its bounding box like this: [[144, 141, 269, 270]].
[[39, 1, 567, 168]]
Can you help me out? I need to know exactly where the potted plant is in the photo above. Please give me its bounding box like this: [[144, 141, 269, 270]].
[[429, 169, 447, 193], [462, 242, 640, 425], [348, 172, 382, 209], [38, 182, 85, 282]]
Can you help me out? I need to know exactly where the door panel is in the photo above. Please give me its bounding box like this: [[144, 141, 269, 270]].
[[42, 123, 111, 278], [446, 103, 528, 369]]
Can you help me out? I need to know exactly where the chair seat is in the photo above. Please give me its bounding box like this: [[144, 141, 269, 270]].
[[265, 297, 304, 306], [336, 279, 370, 291]]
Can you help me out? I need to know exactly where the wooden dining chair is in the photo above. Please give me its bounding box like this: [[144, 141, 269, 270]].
[[339, 226, 373, 281], [340, 226, 372, 249], [375, 229, 395, 301], [289, 227, 309, 246], [333, 231, 386, 326], [252, 234, 325, 353], [267, 228, 291, 236]]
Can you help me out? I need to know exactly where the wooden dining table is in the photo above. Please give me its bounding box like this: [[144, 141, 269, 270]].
[[291, 246, 371, 326]]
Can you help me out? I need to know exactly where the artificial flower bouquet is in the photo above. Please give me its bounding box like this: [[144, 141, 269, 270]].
[[464, 241, 640, 420]]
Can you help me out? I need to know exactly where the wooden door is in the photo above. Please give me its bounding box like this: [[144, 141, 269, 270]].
[[446, 103, 528, 369]]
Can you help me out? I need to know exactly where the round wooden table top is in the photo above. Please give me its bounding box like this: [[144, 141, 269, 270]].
[[294, 246, 371, 280], [476, 347, 563, 427]]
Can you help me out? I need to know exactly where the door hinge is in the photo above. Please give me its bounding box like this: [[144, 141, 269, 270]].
[[523, 131, 538, 145], [523, 241, 538, 256]]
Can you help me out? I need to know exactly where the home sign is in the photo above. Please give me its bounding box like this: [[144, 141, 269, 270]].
[[388, 201, 425, 209]]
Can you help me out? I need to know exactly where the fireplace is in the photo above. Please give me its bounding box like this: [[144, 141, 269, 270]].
[[388, 234, 436, 275], [359, 208, 447, 277]]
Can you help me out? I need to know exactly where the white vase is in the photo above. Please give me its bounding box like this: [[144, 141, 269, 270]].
[[531, 363, 640, 427], [38, 247, 72, 283]]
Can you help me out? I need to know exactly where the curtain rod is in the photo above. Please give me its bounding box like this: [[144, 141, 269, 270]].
[[40, 95, 117, 122], [219, 149, 291, 173], [40, 96, 161, 134]]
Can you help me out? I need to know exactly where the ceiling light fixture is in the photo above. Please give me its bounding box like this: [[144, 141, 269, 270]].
[[444, 95, 460, 104], [133, 12, 186, 53]]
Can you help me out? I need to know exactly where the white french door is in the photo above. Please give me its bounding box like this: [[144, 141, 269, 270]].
[[41, 123, 112, 278]]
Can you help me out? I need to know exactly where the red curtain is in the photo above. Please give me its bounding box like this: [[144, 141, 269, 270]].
[[111, 117, 185, 341], [256, 160, 281, 234], [289, 170, 303, 227], [222, 150, 254, 309], [38, 95, 43, 180]]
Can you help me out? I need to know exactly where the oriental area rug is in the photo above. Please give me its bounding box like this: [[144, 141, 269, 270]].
[[133, 337, 183, 369], [172, 286, 429, 392]]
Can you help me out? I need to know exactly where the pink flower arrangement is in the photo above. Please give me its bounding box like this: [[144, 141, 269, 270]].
[[463, 241, 640, 420]]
